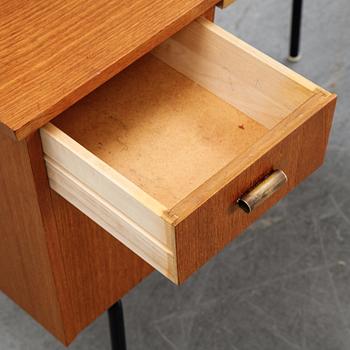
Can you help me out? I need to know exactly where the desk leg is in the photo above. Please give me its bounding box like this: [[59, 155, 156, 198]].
[[108, 301, 127, 350], [289, 0, 303, 62]]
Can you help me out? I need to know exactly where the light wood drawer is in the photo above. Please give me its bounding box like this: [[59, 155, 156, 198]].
[[40, 18, 336, 284]]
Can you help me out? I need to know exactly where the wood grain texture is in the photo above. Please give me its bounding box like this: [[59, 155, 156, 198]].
[[51, 54, 267, 209], [39, 51, 268, 283], [0, 0, 219, 140], [40, 19, 336, 284], [0, 133, 65, 341], [45, 156, 177, 283], [49, 189, 154, 344], [40, 122, 173, 246], [0, 131, 153, 345], [153, 18, 317, 128], [30, 133, 154, 344], [174, 93, 337, 283]]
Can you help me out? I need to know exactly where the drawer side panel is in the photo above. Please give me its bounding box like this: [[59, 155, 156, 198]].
[[45, 156, 178, 282], [40, 124, 175, 248]]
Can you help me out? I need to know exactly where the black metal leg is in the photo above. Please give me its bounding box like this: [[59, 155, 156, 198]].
[[108, 300, 127, 350], [289, 0, 303, 62]]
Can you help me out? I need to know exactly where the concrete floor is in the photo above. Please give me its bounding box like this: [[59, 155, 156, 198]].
[[1, 0, 350, 349]]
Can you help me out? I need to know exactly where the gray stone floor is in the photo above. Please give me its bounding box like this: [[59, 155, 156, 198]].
[[1, 0, 350, 349]]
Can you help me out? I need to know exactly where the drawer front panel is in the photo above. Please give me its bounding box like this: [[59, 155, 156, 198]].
[[174, 96, 336, 283]]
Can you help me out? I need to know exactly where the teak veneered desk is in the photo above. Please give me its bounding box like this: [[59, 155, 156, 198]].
[[0, 0, 336, 346]]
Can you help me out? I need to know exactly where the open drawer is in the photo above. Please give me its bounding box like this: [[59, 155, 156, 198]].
[[40, 18, 336, 284]]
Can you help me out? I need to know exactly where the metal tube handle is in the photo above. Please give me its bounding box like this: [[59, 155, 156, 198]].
[[237, 170, 288, 213]]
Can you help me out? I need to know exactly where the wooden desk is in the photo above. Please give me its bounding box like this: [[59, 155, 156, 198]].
[[0, 0, 336, 346]]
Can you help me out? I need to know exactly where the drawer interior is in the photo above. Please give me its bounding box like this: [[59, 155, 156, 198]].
[[43, 18, 333, 283], [53, 54, 268, 209], [52, 19, 319, 212]]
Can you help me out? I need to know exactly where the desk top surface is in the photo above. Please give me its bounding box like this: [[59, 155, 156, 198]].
[[0, 0, 217, 140]]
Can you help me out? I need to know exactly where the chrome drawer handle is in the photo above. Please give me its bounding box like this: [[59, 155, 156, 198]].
[[237, 170, 288, 213]]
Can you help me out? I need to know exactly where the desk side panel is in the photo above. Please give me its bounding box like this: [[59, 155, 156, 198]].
[[0, 132, 153, 345], [0, 133, 66, 341]]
